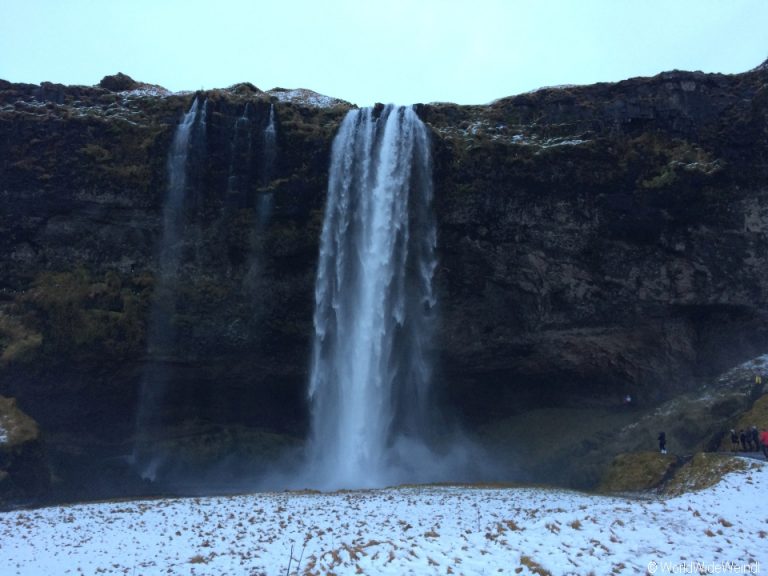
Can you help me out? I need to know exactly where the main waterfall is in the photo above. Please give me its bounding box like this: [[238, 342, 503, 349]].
[[306, 105, 438, 489]]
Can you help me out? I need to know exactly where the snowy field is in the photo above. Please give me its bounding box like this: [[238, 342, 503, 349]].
[[1, 461, 766, 575]]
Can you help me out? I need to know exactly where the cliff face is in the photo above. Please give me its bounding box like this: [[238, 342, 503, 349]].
[[0, 79, 350, 497], [423, 69, 768, 421], [0, 67, 766, 497]]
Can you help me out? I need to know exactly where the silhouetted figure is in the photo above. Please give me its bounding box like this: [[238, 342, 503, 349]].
[[760, 430, 768, 458], [739, 429, 748, 451], [658, 431, 667, 454], [730, 429, 740, 452], [751, 426, 760, 452]]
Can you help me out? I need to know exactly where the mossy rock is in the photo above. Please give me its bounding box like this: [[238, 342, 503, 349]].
[[0, 311, 42, 366], [16, 268, 151, 364], [0, 396, 39, 447], [98, 73, 139, 92], [133, 420, 301, 474], [598, 451, 679, 493], [0, 396, 50, 505], [662, 452, 754, 496]]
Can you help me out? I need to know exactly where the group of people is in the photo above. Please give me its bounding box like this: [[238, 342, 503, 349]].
[[729, 426, 768, 457], [652, 373, 767, 457], [657, 426, 768, 458]]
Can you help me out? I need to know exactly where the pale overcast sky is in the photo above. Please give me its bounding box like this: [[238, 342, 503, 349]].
[[1, 0, 766, 106]]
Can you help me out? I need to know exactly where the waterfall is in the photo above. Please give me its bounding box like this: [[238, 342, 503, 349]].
[[243, 103, 278, 296], [157, 97, 199, 281], [133, 97, 205, 480], [306, 105, 437, 489], [149, 96, 204, 355], [258, 103, 277, 224], [263, 103, 276, 166], [227, 103, 253, 196]]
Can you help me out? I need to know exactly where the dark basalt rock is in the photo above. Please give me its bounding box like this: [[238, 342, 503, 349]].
[[752, 58, 768, 72], [228, 82, 262, 95], [99, 72, 140, 92], [0, 62, 767, 499]]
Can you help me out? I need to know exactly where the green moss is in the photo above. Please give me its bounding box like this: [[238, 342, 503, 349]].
[[79, 143, 113, 162], [662, 453, 751, 496], [734, 393, 768, 429], [15, 268, 152, 363], [628, 134, 717, 190], [0, 311, 42, 365], [599, 450, 757, 496], [641, 165, 679, 189], [0, 396, 40, 447], [134, 421, 300, 468], [598, 451, 679, 493]]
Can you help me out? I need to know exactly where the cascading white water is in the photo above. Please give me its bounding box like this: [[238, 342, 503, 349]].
[[243, 103, 278, 295], [306, 105, 437, 489], [133, 97, 204, 479], [263, 103, 276, 158], [157, 97, 200, 279], [226, 102, 252, 195], [258, 103, 276, 224]]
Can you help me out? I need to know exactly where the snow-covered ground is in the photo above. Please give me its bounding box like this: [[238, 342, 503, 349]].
[[1, 460, 765, 575]]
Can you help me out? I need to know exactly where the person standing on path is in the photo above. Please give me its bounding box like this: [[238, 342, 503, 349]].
[[760, 429, 768, 458], [730, 429, 740, 452]]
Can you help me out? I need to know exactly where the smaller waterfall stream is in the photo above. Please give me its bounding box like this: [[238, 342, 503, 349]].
[[226, 103, 253, 196], [258, 104, 276, 224], [157, 98, 200, 282], [133, 97, 205, 479]]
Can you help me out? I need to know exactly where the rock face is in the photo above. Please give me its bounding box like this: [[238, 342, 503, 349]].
[[423, 69, 768, 422], [98, 72, 141, 92], [0, 63, 767, 498], [0, 396, 49, 504]]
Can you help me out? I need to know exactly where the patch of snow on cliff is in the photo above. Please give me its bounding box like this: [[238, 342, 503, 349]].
[[736, 353, 768, 371], [10, 100, 49, 116], [511, 134, 588, 148], [120, 86, 172, 99], [70, 102, 143, 125], [0, 423, 7, 444], [435, 122, 589, 148], [526, 83, 579, 94], [540, 137, 588, 148], [674, 160, 723, 175], [268, 88, 346, 108]]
